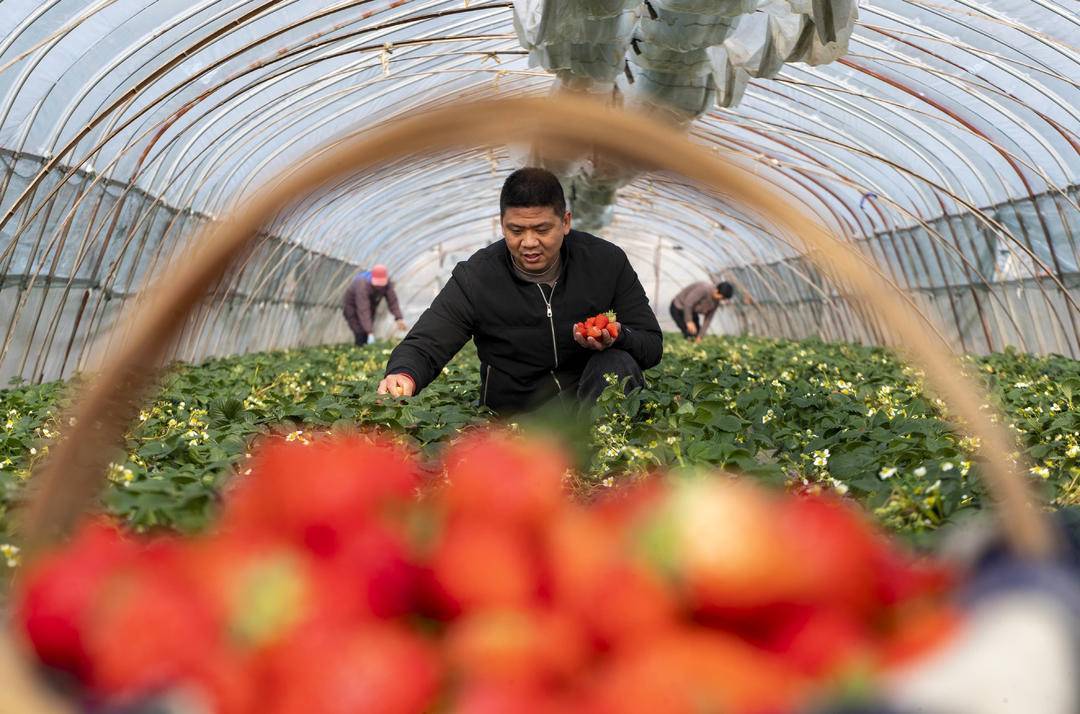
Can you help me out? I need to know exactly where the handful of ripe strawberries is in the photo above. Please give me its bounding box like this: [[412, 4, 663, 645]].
[[575, 311, 619, 341]]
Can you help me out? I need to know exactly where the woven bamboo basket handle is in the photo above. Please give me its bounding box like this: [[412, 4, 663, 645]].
[[0, 632, 73, 713], [18, 93, 1055, 561]]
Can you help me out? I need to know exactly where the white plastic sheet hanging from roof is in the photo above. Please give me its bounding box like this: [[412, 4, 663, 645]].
[[625, 0, 756, 123], [511, 0, 859, 231], [512, 1, 859, 109], [635, 1, 748, 52], [512, 0, 639, 82]]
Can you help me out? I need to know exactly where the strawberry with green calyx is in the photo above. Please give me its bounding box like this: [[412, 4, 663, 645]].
[[575, 311, 619, 342]]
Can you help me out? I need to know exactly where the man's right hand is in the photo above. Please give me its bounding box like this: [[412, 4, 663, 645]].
[[377, 373, 415, 397], [686, 322, 698, 336]]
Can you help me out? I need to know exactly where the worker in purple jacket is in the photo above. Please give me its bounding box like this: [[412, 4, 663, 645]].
[[342, 264, 407, 345], [669, 281, 733, 341]]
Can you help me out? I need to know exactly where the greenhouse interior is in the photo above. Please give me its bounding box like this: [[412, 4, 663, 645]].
[[0, 1, 1078, 713]]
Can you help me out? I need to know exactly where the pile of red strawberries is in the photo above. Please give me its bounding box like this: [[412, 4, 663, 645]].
[[575, 312, 619, 341], [13, 430, 960, 714]]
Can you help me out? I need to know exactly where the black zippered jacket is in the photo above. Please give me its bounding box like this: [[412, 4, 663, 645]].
[[384, 230, 663, 414]]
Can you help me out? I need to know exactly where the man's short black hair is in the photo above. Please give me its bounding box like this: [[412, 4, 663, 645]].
[[716, 281, 734, 299], [500, 167, 566, 217]]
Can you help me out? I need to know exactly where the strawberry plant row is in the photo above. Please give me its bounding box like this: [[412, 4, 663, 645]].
[[0, 336, 1077, 568]]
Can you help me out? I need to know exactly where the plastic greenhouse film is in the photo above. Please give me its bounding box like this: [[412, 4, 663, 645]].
[[546, 8, 637, 45], [722, 12, 781, 80], [764, 1, 815, 64], [531, 43, 630, 82], [629, 44, 714, 76], [626, 69, 716, 122], [707, 46, 751, 108], [654, 0, 758, 15], [636, 6, 739, 52], [513, 0, 638, 46], [801, 0, 858, 65], [810, 0, 857, 44], [512, 0, 549, 45]]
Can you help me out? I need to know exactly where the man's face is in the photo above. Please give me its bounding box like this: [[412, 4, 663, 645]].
[[501, 206, 571, 272]]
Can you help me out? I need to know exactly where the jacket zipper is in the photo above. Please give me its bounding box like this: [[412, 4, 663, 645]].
[[537, 283, 563, 391], [482, 364, 491, 406], [537, 283, 559, 367]]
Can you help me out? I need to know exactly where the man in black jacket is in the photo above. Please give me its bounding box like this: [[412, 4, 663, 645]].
[[377, 168, 663, 415]]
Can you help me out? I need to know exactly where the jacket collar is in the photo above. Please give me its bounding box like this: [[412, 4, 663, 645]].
[[502, 231, 572, 285]]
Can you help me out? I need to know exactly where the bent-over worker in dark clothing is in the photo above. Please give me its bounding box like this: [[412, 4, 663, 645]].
[[342, 264, 407, 345], [377, 168, 663, 415], [669, 281, 733, 342]]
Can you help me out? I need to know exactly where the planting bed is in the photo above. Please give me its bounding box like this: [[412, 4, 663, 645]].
[[1, 335, 1078, 566]]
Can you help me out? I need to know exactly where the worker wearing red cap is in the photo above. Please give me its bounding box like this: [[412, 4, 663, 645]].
[[342, 264, 407, 345]]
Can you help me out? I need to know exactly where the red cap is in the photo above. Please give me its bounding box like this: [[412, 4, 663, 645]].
[[370, 264, 389, 287]]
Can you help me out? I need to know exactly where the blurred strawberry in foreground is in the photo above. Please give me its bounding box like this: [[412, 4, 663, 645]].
[[11, 428, 962, 714], [778, 495, 953, 612], [446, 607, 588, 688], [83, 554, 221, 703], [431, 520, 538, 613], [452, 681, 575, 714], [15, 520, 137, 680], [545, 507, 676, 649], [588, 628, 810, 714], [442, 430, 566, 528], [221, 433, 419, 558], [750, 604, 873, 679], [258, 623, 440, 714], [178, 535, 318, 648], [635, 477, 808, 609]]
